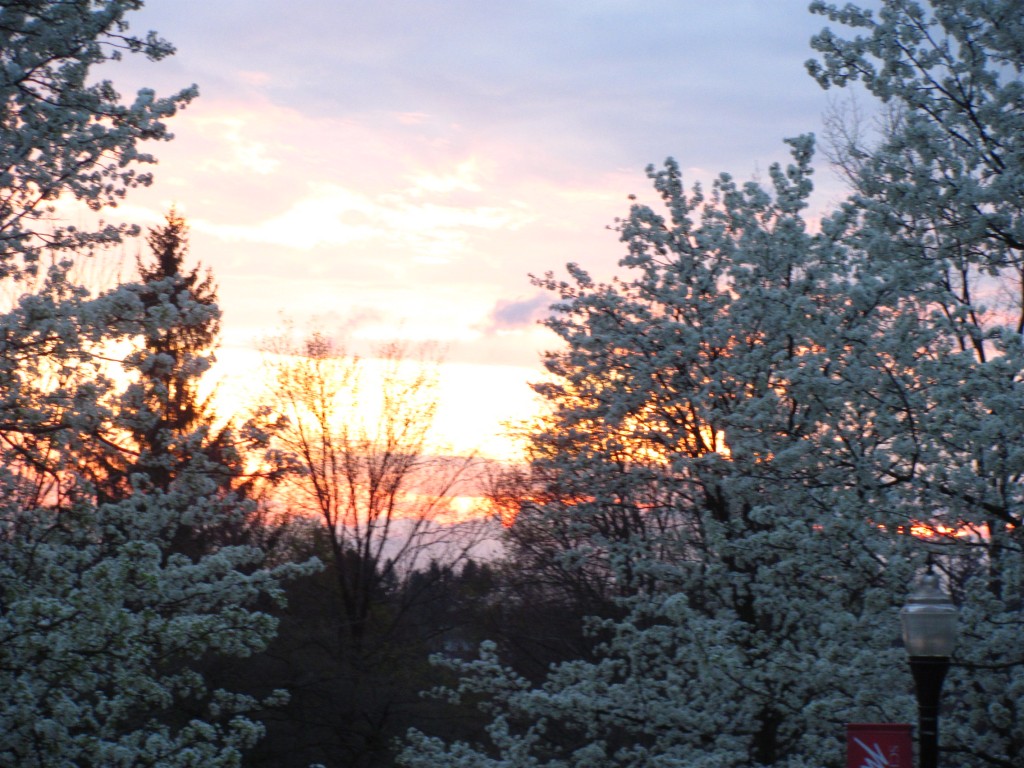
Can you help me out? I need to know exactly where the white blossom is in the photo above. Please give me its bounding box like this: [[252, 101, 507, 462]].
[[403, 2, 1024, 766]]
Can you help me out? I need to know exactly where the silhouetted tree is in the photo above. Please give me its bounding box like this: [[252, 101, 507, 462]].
[[0, 4, 315, 765], [240, 332, 494, 768], [78, 209, 227, 502]]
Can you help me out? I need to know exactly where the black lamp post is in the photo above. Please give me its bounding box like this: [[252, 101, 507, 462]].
[[899, 571, 958, 768]]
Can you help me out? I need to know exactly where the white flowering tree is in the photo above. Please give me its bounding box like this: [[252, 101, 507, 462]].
[[0, 487, 313, 767], [809, 1, 1024, 763], [404, 138, 917, 768], [402, 2, 1024, 766], [0, 3, 317, 766], [0, 0, 196, 269]]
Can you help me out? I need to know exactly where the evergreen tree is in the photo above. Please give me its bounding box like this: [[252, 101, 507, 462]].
[[0, 4, 317, 765], [80, 209, 229, 503], [133, 209, 222, 488]]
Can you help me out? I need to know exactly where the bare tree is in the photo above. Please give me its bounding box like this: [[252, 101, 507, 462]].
[[250, 329, 494, 766], [258, 329, 491, 642]]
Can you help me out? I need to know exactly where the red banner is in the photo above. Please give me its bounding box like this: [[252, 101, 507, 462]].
[[846, 723, 914, 768]]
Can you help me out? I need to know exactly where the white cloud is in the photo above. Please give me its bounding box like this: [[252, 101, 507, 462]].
[[192, 115, 280, 175], [408, 158, 483, 195], [193, 177, 535, 255]]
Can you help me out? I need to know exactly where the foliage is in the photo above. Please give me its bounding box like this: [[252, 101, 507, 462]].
[[0, 3, 316, 765], [404, 138, 917, 768], [809, 2, 1024, 764], [0, 0, 196, 271], [0, 485, 309, 767], [68, 209, 227, 504], [128, 210, 223, 486], [402, 2, 1024, 767]]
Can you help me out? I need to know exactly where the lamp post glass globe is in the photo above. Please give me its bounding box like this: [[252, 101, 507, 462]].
[[900, 572, 958, 657]]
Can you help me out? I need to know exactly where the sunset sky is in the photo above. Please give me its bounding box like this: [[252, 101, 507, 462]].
[[102, 1, 853, 457]]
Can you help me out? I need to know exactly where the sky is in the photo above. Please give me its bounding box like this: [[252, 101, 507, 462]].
[[100, 0, 857, 458]]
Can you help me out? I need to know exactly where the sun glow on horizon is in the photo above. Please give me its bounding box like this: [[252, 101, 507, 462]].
[[206, 345, 543, 462]]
